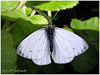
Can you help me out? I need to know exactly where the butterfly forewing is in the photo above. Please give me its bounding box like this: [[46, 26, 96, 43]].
[[17, 28, 50, 61]]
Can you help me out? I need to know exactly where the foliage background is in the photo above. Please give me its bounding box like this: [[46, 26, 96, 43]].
[[1, 1, 99, 74]]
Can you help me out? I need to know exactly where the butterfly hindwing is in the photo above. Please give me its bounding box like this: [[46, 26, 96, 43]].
[[52, 36, 74, 63]]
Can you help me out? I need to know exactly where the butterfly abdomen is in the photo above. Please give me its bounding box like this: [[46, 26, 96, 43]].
[[45, 26, 54, 53]]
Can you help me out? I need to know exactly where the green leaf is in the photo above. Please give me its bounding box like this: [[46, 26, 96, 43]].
[[71, 17, 99, 37], [71, 19, 84, 37], [1, 10, 28, 21], [17, 15, 47, 36], [2, 10, 48, 25], [26, 1, 79, 11], [82, 17, 99, 31], [30, 15, 48, 25], [1, 1, 19, 13], [1, 31, 17, 74], [43, 64, 58, 73], [82, 17, 99, 42], [91, 8, 99, 12], [16, 56, 40, 74], [63, 27, 73, 32], [25, 7, 32, 16], [43, 63, 65, 73], [71, 44, 98, 73], [11, 23, 26, 48], [20, 5, 33, 16], [71, 19, 83, 30], [2, 9, 48, 37], [94, 42, 99, 52], [71, 17, 99, 48]]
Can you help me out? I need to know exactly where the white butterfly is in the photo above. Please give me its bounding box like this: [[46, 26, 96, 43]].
[[17, 25, 89, 66]]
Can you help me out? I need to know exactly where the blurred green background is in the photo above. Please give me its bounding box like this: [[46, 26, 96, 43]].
[[1, 1, 99, 74]]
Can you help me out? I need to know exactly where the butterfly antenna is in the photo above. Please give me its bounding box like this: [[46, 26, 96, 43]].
[[52, 11, 59, 20], [48, 11, 59, 26]]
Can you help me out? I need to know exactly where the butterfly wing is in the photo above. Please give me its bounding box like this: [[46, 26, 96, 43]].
[[17, 28, 51, 65], [52, 27, 89, 63]]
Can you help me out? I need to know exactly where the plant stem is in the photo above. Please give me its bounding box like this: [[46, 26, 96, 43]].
[[5, 25, 14, 32], [16, 1, 26, 9], [29, 10, 36, 18], [48, 11, 52, 18], [5, 22, 16, 32], [48, 11, 52, 25], [2, 20, 10, 30], [36, 9, 51, 24]]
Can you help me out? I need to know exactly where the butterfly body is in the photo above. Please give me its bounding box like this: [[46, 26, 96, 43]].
[[45, 25, 54, 53]]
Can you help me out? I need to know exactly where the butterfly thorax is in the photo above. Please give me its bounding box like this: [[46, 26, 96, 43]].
[[45, 25, 54, 53]]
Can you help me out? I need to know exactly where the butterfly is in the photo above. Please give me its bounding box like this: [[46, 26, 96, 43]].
[[17, 25, 89, 66]]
